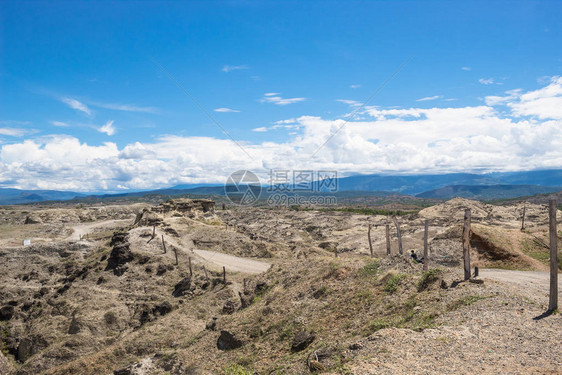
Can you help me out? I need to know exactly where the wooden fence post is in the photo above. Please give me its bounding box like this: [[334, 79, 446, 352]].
[[152, 225, 156, 238], [423, 219, 429, 271], [173, 247, 178, 266], [548, 199, 558, 312], [223, 266, 226, 284], [463, 209, 471, 281], [203, 265, 209, 282], [161, 235, 167, 254], [393, 217, 403, 255], [188, 257, 193, 276], [368, 224, 373, 258], [521, 203, 526, 231], [385, 223, 391, 255]]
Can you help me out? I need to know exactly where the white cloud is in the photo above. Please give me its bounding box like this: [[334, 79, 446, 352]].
[[350, 84, 361, 89], [252, 127, 268, 132], [50, 121, 70, 127], [337, 99, 362, 107], [260, 94, 306, 106], [264, 93, 279, 96], [4, 76, 562, 191], [461, 67, 472, 71], [90, 102, 158, 113], [416, 95, 442, 102], [214, 108, 240, 113], [0, 128, 29, 137], [61, 97, 92, 116], [98, 120, 116, 136], [222, 65, 249, 73], [496, 76, 562, 119], [479, 78, 503, 85]]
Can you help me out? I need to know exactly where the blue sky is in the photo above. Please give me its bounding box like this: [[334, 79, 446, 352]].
[[1, 1, 562, 191]]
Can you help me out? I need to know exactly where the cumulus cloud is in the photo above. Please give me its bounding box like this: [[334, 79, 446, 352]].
[[222, 65, 248, 72], [61, 97, 92, 116], [416, 95, 442, 102], [488, 76, 562, 120], [214, 108, 240, 113], [252, 127, 268, 132], [98, 120, 116, 136], [4, 76, 562, 191], [350, 84, 361, 89], [461, 67, 472, 71]]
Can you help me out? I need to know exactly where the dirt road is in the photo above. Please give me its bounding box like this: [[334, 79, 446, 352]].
[[193, 249, 271, 274], [67, 219, 131, 241], [480, 268, 561, 301]]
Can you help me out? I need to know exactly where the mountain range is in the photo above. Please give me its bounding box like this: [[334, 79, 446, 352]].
[[2, 169, 562, 205]]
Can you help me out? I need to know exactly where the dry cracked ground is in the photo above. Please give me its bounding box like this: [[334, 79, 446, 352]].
[[0, 198, 560, 374]]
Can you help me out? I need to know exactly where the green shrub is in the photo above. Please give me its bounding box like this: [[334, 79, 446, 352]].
[[358, 260, 379, 277], [384, 273, 407, 294], [224, 364, 253, 375], [368, 318, 390, 332], [417, 269, 441, 292]]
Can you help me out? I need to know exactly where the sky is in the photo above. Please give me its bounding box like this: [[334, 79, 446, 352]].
[[1, 0, 562, 192]]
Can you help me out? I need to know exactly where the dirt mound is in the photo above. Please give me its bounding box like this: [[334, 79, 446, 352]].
[[419, 198, 491, 221], [470, 224, 548, 271]]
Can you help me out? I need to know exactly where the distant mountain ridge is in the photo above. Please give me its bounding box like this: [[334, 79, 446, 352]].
[[2, 169, 562, 205], [416, 184, 562, 200]]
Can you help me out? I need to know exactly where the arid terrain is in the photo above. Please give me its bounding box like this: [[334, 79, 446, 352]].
[[0, 197, 560, 374]]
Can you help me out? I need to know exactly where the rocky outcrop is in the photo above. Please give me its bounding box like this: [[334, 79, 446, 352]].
[[0, 305, 14, 321], [216, 330, 243, 350], [24, 215, 42, 224], [172, 276, 192, 297], [105, 232, 133, 276], [291, 331, 315, 352], [135, 198, 216, 227]]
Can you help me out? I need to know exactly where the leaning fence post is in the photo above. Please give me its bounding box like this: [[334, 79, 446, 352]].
[[385, 222, 391, 255], [393, 217, 403, 255], [161, 235, 167, 254], [368, 224, 374, 258], [463, 209, 471, 280], [202, 265, 209, 282], [548, 199, 558, 312], [188, 256, 193, 276], [423, 219, 429, 271]]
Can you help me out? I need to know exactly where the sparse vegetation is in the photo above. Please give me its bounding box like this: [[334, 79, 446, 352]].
[[358, 260, 379, 277], [224, 364, 253, 375], [417, 269, 441, 292], [384, 273, 407, 294]]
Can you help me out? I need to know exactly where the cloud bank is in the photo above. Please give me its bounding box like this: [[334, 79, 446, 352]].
[[2, 77, 562, 191]]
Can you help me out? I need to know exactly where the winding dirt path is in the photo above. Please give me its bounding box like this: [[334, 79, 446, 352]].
[[192, 249, 271, 274], [480, 268, 561, 301], [67, 219, 131, 241]]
